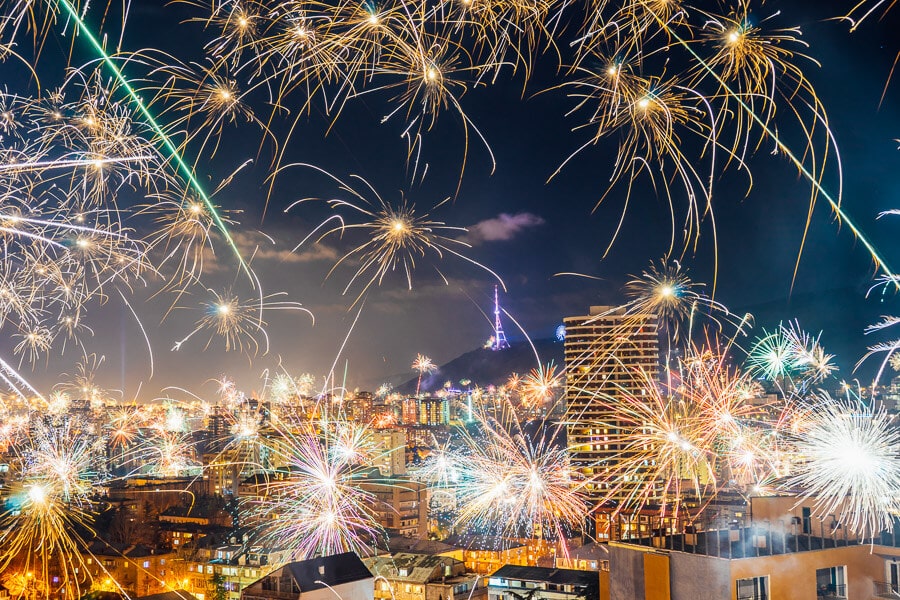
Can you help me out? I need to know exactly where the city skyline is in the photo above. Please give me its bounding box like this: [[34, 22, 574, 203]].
[[7, 0, 900, 597], [1, 0, 898, 398]]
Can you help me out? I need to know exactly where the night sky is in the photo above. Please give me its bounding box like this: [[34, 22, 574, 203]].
[[6, 0, 900, 399]]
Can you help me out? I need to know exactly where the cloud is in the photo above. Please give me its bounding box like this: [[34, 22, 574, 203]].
[[464, 212, 545, 245], [231, 231, 340, 265]]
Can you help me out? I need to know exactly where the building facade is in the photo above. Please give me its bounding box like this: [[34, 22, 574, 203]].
[[241, 552, 373, 600], [563, 306, 659, 532], [364, 553, 483, 600], [487, 565, 601, 600]]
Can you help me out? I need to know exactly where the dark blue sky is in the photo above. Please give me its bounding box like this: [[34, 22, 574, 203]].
[[7, 0, 900, 397]]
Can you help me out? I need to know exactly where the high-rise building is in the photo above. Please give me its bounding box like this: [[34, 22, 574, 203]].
[[372, 428, 407, 477], [563, 305, 659, 533]]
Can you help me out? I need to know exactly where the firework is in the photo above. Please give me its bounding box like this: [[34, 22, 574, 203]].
[[692, 2, 821, 164], [412, 353, 437, 396], [247, 416, 382, 559], [787, 395, 900, 537], [557, 63, 716, 253], [623, 259, 738, 339], [748, 321, 837, 387], [134, 426, 201, 478], [782, 321, 837, 383], [843, 0, 895, 31], [518, 363, 562, 410], [412, 432, 464, 490], [451, 402, 589, 541], [747, 327, 797, 381], [0, 416, 99, 600], [289, 166, 503, 307], [573, 335, 789, 518], [172, 287, 313, 354]]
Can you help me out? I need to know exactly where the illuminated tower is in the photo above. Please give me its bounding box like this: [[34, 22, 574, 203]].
[[563, 305, 659, 538], [491, 285, 510, 351]]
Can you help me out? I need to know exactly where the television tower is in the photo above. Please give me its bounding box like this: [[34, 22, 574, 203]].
[[492, 285, 510, 351]]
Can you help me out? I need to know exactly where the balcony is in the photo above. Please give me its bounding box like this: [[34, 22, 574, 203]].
[[736, 595, 767, 600], [815, 583, 846, 599], [874, 581, 900, 598]]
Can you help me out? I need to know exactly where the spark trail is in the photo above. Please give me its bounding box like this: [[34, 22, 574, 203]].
[[50, 0, 251, 279], [645, 6, 897, 288]]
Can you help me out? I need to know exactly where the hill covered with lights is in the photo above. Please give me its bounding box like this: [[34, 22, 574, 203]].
[[395, 338, 565, 395]]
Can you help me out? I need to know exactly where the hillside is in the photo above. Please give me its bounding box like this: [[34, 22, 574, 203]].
[[395, 338, 565, 394]]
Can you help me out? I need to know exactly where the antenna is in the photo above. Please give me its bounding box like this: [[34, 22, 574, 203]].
[[492, 285, 510, 351]]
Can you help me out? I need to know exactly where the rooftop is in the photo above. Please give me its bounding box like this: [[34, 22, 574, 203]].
[[565, 542, 610, 562], [380, 536, 458, 556], [490, 565, 599, 587], [245, 552, 373, 596], [614, 525, 900, 559], [364, 553, 461, 584], [138, 591, 199, 600], [443, 534, 527, 552]]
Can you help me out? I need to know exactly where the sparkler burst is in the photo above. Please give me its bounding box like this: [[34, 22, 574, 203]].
[[451, 403, 589, 541], [0, 416, 98, 599], [289, 166, 503, 307], [247, 416, 383, 559], [787, 395, 900, 537]]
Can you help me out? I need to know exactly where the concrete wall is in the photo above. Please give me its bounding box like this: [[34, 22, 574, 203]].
[[749, 496, 853, 538], [608, 544, 646, 600], [729, 544, 900, 600], [669, 552, 729, 600]]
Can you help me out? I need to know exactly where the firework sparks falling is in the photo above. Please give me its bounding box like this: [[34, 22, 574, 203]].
[[247, 417, 382, 560], [289, 167, 504, 307], [447, 401, 588, 541], [0, 416, 98, 599], [787, 395, 900, 537]]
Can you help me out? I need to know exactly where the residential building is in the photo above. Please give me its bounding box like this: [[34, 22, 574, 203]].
[[443, 536, 531, 576], [372, 428, 407, 477], [563, 306, 659, 535], [604, 495, 900, 600], [487, 565, 601, 600], [81, 542, 178, 598], [556, 542, 610, 573], [348, 391, 375, 422], [201, 453, 243, 496], [402, 398, 450, 426], [364, 553, 484, 600], [241, 552, 374, 600], [359, 472, 428, 538]]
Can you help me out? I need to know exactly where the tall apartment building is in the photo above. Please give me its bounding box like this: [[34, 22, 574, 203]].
[[563, 305, 659, 533], [359, 473, 428, 538], [372, 428, 407, 477]]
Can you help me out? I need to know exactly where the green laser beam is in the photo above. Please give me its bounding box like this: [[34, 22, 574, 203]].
[[53, 0, 251, 279], [650, 9, 897, 287]]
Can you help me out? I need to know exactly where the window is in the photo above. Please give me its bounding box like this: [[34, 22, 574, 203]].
[[888, 560, 900, 588], [736, 576, 768, 600], [816, 566, 846, 598], [143, 561, 150, 569]]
